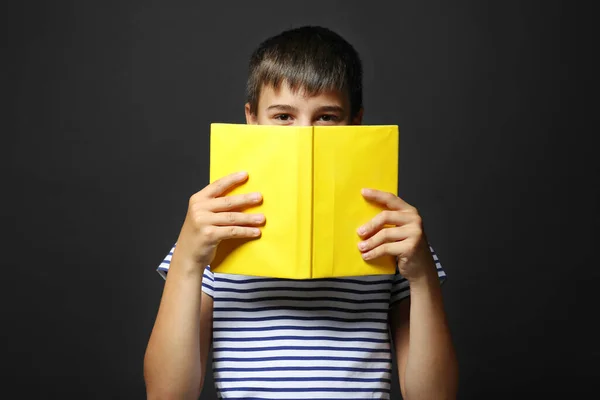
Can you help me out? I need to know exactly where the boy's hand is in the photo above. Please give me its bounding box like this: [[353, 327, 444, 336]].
[[174, 171, 264, 272], [357, 188, 435, 283]]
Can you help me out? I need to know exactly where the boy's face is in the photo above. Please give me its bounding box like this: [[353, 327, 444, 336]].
[[245, 81, 363, 126]]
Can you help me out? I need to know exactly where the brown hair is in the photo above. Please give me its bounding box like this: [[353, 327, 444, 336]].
[[246, 26, 363, 118]]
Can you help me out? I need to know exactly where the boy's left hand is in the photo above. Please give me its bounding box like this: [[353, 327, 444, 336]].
[[357, 188, 436, 283]]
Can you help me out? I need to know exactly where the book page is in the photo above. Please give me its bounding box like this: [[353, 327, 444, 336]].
[[312, 125, 399, 278], [209, 124, 313, 279]]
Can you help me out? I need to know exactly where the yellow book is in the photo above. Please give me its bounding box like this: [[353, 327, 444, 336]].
[[209, 123, 399, 279]]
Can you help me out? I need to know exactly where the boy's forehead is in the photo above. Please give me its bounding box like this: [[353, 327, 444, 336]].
[[258, 82, 350, 107]]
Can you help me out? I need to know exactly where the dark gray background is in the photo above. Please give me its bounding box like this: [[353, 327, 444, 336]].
[[3, 1, 597, 399]]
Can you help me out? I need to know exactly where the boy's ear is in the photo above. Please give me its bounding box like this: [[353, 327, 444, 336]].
[[245, 103, 258, 124], [351, 108, 364, 125]]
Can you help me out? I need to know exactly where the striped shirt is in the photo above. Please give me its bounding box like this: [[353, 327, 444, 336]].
[[157, 244, 446, 399]]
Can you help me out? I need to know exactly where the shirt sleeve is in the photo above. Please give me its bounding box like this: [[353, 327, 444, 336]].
[[156, 243, 215, 298], [390, 244, 447, 306]]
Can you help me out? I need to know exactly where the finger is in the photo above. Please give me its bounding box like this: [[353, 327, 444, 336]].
[[214, 225, 262, 241], [210, 212, 265, 226], [200, 171, 249, 199], [358, 225, 412, 253], [357, 210, 417, 238], [361, 188, 413, 211], [207, 192, 263, 212], [362, 239, 415, 261]]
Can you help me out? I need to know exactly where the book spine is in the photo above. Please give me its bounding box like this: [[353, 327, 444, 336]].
[[309, 127, 314, 278]]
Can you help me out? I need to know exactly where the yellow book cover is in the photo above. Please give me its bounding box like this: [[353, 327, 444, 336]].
[[209, 123, 399, 279]]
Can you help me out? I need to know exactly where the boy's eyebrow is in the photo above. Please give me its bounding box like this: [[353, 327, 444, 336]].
[[314, 105, 346, 114], [266, 104, 346, 114], [266, 104, 298, 112]]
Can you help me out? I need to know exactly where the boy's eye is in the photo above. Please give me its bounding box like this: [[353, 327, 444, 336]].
[[274, 114, 292, 121], [319, 114, 339, 122]]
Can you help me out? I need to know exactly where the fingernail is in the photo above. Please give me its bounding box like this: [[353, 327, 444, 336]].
[[253, 215, 264, 223], [252, 193, 261, 201], [252, 228, 261, 235], [358, 242, 367, 251], [362, 252, 372, 260], [237, 171, 248, 178], [358, 226, 366, 235]]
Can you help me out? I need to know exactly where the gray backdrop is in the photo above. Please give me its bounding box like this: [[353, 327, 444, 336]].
[[4, 0, 597, 399]]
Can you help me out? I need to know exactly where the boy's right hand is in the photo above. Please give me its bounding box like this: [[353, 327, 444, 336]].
[[173, 171, 264, 272]]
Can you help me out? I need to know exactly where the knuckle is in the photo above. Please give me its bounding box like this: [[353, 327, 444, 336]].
[[223, 196, 233, 208], [380, 243, 390, 255], [381, 210, 392, 221], [415, 227, 424, 240], [372, 215, 382, 228], [394, 226, 405, 237], [214, 178, 226, 190], [373, 246, 382, 257], [380, 229, 389, 241], [229, 226, 241, 238], [193, 213, 204, 227], [413, 214, 423, 226], [226, 212, 236, 224], [202, 226, 217, 241], [409, 224, 422, 240], [409, 236, 420, 247], [190, 206, 205, 223]]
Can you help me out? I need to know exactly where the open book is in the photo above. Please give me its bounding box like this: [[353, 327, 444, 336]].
[[209, 123, 399, 279]]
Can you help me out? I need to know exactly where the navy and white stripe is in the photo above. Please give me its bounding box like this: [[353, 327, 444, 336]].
[[157, 244, 446, 399]]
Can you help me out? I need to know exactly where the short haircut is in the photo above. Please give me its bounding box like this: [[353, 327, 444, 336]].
[[246, 26, 363, 118]]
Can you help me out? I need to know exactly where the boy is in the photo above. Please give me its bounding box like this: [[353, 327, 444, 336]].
[[144, 26, 458, 399]]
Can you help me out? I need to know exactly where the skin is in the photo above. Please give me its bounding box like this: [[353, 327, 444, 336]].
[[144, 81, 458, 399]]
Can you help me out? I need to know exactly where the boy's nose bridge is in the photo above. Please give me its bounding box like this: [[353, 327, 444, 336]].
[[294, 117, 313, 126]]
